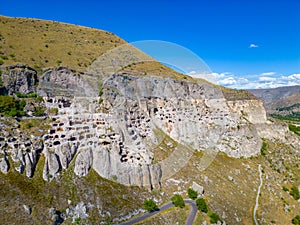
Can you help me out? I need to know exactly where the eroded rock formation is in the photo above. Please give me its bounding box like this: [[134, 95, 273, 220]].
[[0, 66, 291, 190]]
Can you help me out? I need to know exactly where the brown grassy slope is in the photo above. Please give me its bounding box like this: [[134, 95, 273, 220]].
[[0, 15, 125, 71], [219, 85, 257, 101]]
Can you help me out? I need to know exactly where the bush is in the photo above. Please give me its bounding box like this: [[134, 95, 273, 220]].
[[33, 108, 45, 116], [16, 92, 38, 98], [0, 55, 8, 60], [196, 198, 208, 213], [48, 108, 58, 115], [208, 212, 221, 223], [290, 185, 300, 200], [283, 186, 289, 192], [171, 194, 185, 208], [292, 215, 300, 224], [261, 140, 267, 156], [0, 95, 26, 117], [188, 188, 198, 200], [143, 199, 158, 212], [0, 59, 3, 65]]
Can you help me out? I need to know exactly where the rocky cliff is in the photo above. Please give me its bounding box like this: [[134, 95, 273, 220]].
[[0, 65, 284, 190]]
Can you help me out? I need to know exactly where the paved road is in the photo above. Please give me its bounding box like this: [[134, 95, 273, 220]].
[[118, 199, 197, 225]]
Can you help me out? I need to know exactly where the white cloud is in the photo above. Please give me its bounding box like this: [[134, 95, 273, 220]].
[[249, 43, 259, 48], [187, 71, 231, 83], [258, 76, 277, 82], [218, 77, 237, 85], [187, 69, 300, 89], [260, 72, 276, 76]]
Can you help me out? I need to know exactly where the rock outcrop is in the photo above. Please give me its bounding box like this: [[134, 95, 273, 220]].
[[1, 64, 38, 95], [0, 66, 289, 190]]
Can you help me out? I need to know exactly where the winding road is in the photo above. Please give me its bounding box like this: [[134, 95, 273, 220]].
[[118, 199, 197, 225]]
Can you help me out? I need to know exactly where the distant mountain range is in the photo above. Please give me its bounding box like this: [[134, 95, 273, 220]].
[[248, 85, 300, 120]]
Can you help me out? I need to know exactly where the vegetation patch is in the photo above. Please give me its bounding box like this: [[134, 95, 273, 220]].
[[270, 113, 300, 122], [288, 124, 300, 136], [187, 188, 198, 200], [143, 199, 158, 212], [0, 95, 25, 117], [171, 194, 185, 208], [196, 198, 208, 213], [292, 215, 300, 224], [260, 139, 268, 156]]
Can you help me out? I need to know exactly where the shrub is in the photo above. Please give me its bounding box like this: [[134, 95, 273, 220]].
[[290, 185, 300, 200], [292, 215, 300, 224], [261, 140, 267, 156], [283, 186, 289, 192], [196, 198, 208, 213], [0, 55, 8, 60], [48, 108, 58, 115], [0, 95, 26, 117], [33, 108, 45, 116], [188, 188, 198, 200], [143, 199, 158, 212], [16, 92, 38, 98], [171, 194, 185, 208], [208, 212, 221, 223], [0, 59, 3, 65]]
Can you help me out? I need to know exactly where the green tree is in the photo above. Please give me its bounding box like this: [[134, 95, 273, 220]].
[[0, 95, 26, 117], [292, 215, 300, 225], [143, 199, 158, 212], [171, 194, 185, 208], [196, 198, 208, 213], [209, 212, 221, 223], [290, 185, 300, 200], [188, 188, 198, 200]]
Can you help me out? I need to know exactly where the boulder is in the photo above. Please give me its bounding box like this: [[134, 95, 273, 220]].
[[191, 181, 204, 197], [43, 150, 61, 181], [0, 152, 9, 174], [74, 148, 93, 177]]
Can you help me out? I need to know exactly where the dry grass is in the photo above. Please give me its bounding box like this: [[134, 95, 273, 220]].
[[160, 149, 299, 225], [219, 85, 257, 100], [0, 154, 151, 224], [0, 15, 125, 71], [135, 205, 191, 225], [118, 61, 194, 81]]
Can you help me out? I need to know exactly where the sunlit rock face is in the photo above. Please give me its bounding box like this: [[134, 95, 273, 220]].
[[1, 66, 272, 189]]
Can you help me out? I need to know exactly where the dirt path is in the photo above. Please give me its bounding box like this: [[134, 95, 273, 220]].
[[253, 164, 263, 225]]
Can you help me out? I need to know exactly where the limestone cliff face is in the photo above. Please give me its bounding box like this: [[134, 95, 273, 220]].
[[1, 64, 38, 95], [0, 66, 278, 189]]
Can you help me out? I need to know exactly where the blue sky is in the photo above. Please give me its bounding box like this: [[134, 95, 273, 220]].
[[1, 0, 300, 89]]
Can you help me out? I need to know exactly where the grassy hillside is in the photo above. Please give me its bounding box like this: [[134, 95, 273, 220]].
[[0, 15, 125, 71], [0, 15, 194, 81]]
